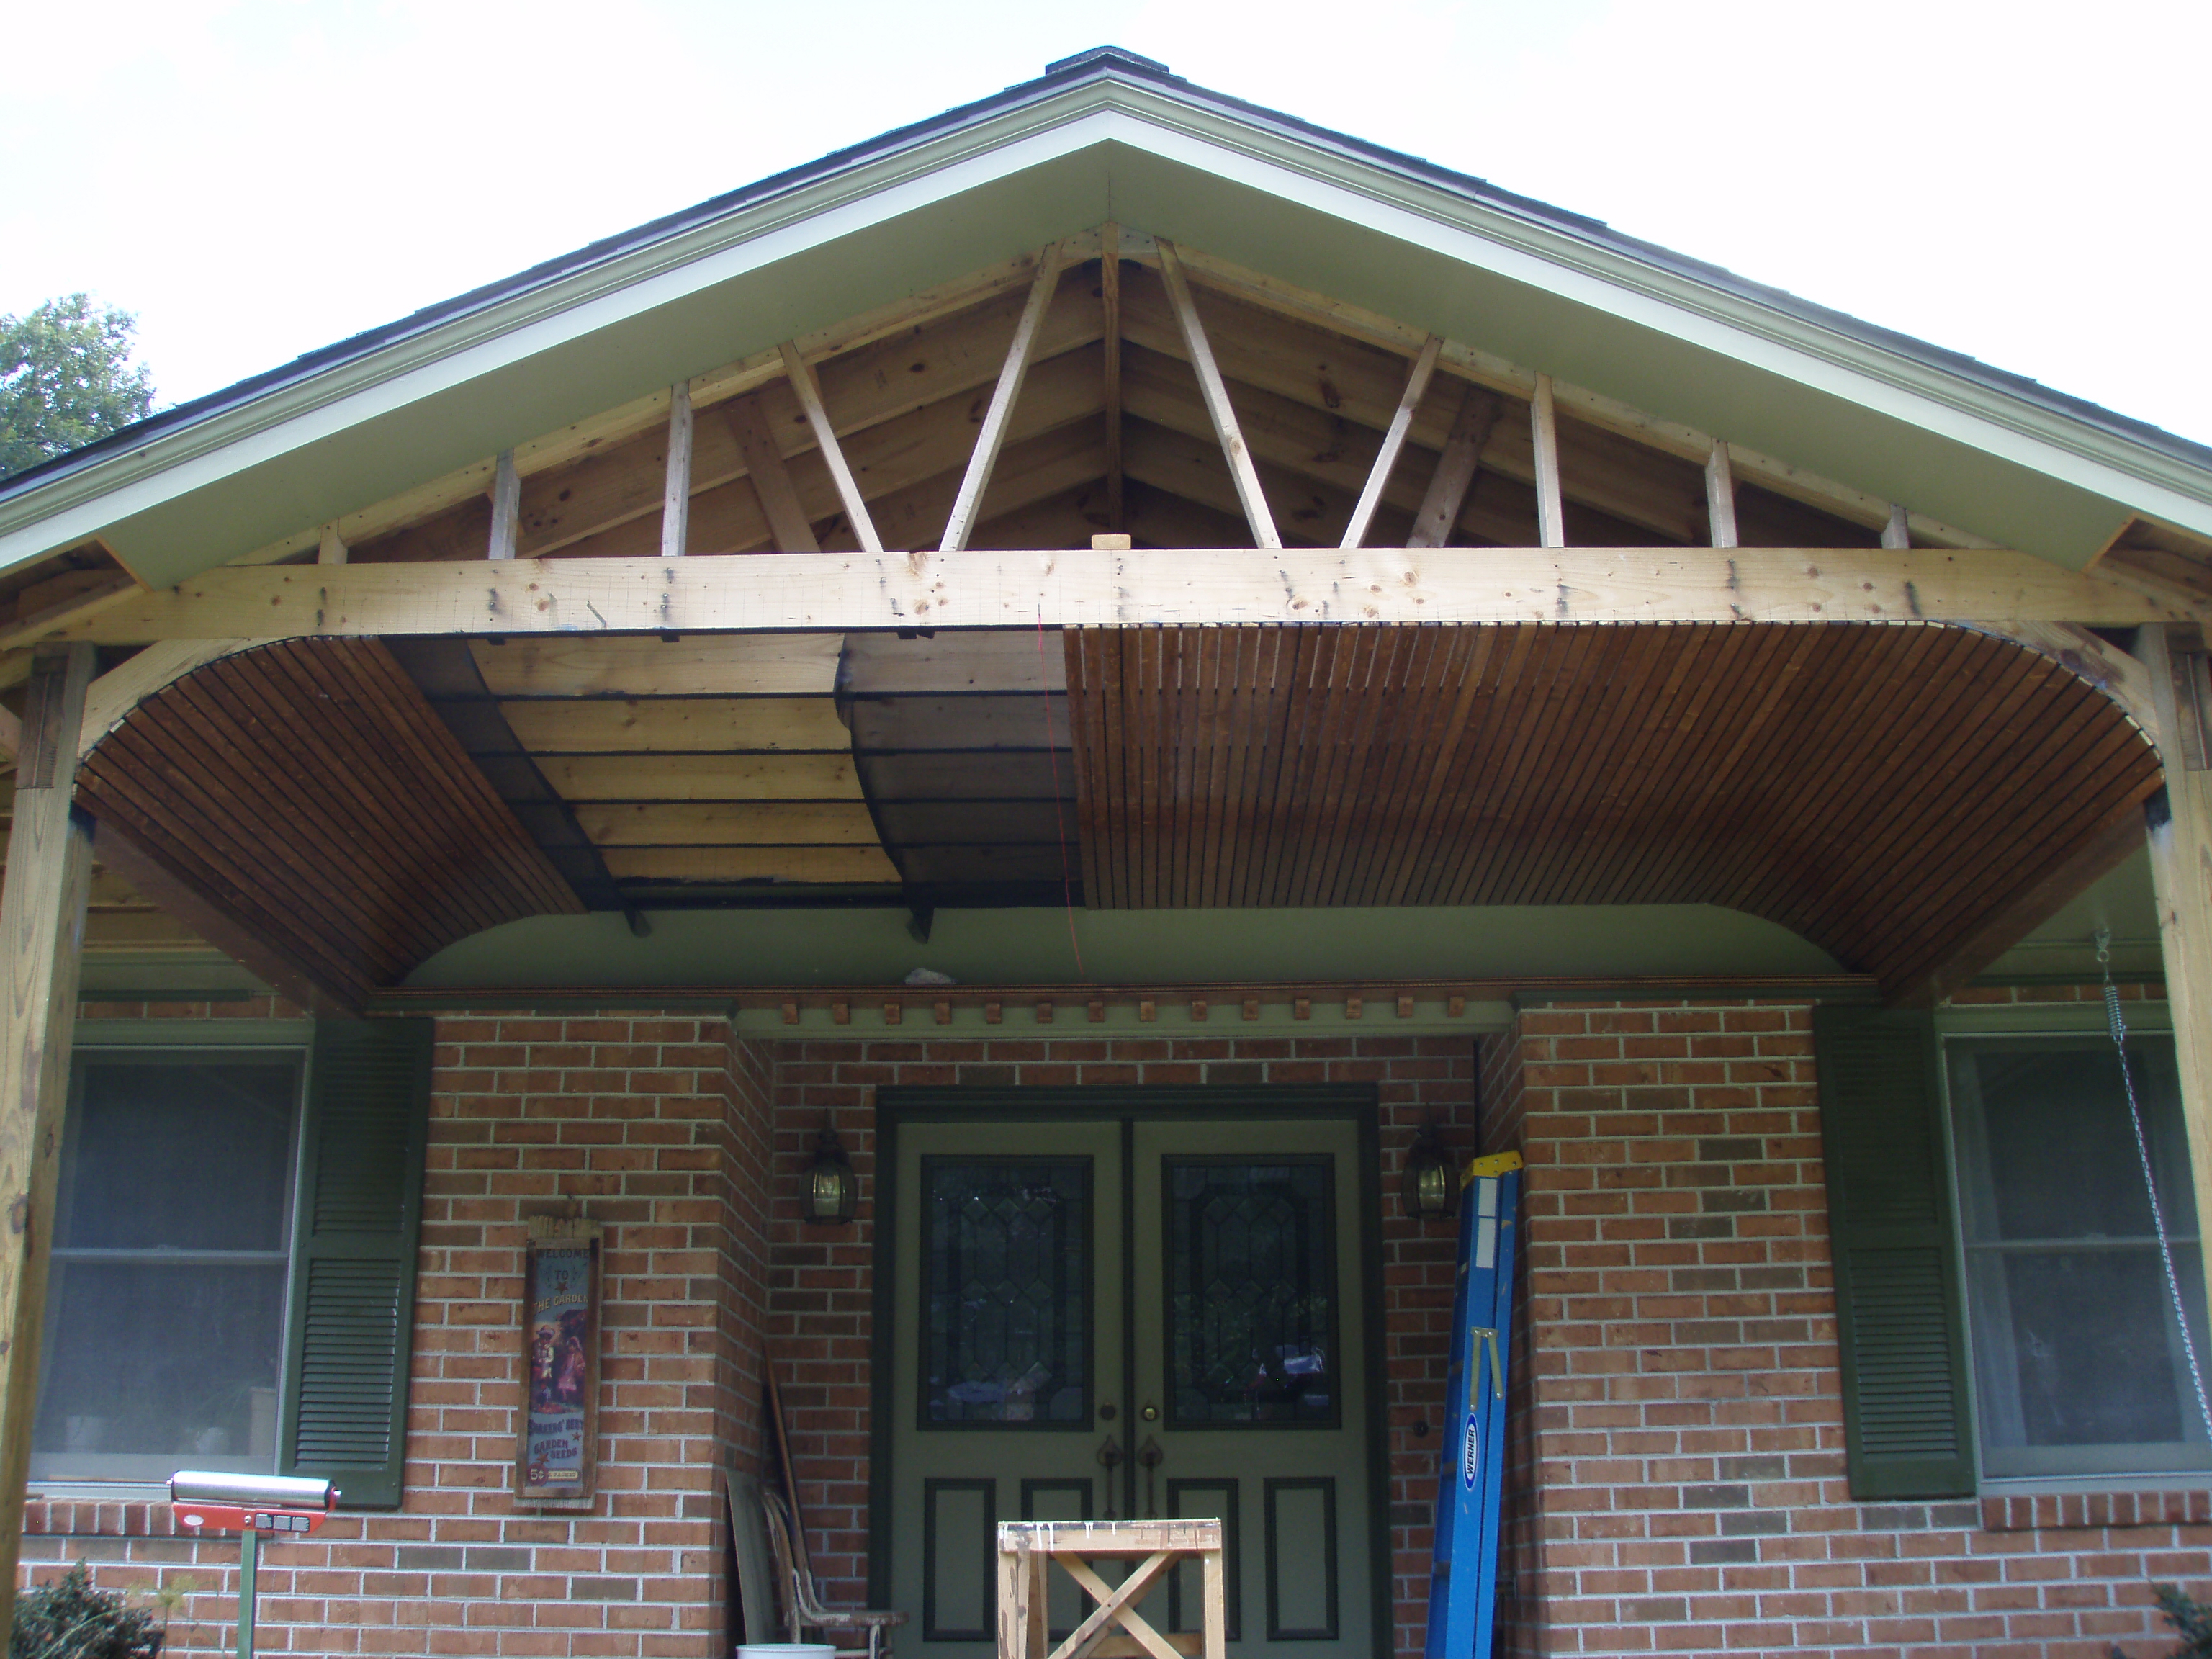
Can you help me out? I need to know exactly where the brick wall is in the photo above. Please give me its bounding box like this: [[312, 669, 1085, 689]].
[[1483, 995, 2212, 1659], [24, 1006, 776, 1659]]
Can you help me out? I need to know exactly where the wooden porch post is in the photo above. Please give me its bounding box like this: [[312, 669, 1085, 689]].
[[0, 642, 97, 1629], [2139, 623, 2212, 1346]]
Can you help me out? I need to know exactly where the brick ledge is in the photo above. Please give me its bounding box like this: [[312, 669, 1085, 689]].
[[1982, 1490, 2212, 1531]]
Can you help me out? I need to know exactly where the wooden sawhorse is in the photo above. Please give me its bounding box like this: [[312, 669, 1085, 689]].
[[997, 1520, 1224, 1659]]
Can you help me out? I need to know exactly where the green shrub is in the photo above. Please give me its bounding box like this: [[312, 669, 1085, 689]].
[[2114, 1583, 2212, 1659], [10, 1563, 164, 1659]]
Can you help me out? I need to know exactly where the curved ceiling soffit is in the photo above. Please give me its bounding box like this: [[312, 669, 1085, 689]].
[[73, 636, 582, 1007]]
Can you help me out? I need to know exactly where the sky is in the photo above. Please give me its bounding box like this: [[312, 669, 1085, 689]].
[[5, 0, 2208, 445]]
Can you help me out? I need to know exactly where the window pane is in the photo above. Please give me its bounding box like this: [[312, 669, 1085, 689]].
[[58, 1053, 301, 1252], [32, 1050, 302, 1483], [1948, 1035, 2212, 1478], [922, 1159, 1090, 1425], [32, 1260, 289, 1480], [1164, 1159, 1336, 1426]]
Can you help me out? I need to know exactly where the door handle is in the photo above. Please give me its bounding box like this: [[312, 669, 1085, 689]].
[[1137, 1436, 1163, 1519], [1097, 1432, 1124, 1520]]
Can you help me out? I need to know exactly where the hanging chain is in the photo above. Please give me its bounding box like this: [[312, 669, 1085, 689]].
[[2098, 927, 2212, 1441]]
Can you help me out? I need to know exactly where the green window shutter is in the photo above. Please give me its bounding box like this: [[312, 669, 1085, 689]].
[[279, 1017, 433, 1509], [1814, 1005, 1977, 1499]]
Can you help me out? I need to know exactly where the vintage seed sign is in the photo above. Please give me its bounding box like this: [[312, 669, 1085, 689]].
[[516, 1213, 603, 1503]]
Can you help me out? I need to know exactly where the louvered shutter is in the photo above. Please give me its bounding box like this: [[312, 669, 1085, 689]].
[[279, 1018, 433, 1508], [1814, 1005, 1977, 1498]]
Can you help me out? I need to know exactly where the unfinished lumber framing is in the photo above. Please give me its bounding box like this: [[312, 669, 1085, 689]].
[[1343, 333, 1442, 549], [1705, 441, 1739, 550], [723, 392, 820, 553], [318, 523, 348, 565], [2139, 621, 2212, 1351], [1103, 222, 1125, 534], [780, 342, 884, 553], [660, 382, 693, 558], [40, 547, 2180, 645], [1406, 386, 1498, 549], [489, 449, 521, 561], [1883, 504, 1912, 549], [941, 243, 1066, 553], [1531, 374, 1566, 548], [0, 643, 97, 1635], [1154, 239, 1280, 548]]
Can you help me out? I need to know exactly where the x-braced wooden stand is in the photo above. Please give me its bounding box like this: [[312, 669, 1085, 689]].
[[997, 1520, 1224, 1659]]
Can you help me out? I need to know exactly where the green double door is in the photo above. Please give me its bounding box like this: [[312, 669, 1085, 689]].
[[887, 1110, 1376, 1659]]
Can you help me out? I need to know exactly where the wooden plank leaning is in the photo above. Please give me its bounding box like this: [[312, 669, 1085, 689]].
[[997, 1519, 1224, 1659], [0, 642, 98, 1637]]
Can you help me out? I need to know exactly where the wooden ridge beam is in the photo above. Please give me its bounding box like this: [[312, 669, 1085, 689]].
[[41, 548, 2186, 644]]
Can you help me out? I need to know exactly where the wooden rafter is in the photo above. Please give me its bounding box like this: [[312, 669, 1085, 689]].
[[1154, 239, 1279, 548], [723, 392, 820, 553], [941, 242, 1066, 553], [1343, 334, 1442, 549], [1407, 386, 1499, 549], [779, 342, 883, 553]]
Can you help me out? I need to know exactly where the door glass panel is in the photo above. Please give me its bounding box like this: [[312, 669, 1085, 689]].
[[922, 1157, 1092, 1426], [1163, 1157, 1337, 1426]]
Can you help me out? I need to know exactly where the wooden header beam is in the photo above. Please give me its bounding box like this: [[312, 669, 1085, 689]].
[[30, 548, 2186, 644]]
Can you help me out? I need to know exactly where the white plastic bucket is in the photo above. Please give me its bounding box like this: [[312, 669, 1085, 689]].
[[738, 1647, 835, 1659]]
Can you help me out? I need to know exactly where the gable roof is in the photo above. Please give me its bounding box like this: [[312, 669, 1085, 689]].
[[6, 45, 2210, 585]]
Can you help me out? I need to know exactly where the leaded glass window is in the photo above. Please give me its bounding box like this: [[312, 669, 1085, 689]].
[[1164, 1158, 1336, 1426], [922, 1158, 1091, 1426]]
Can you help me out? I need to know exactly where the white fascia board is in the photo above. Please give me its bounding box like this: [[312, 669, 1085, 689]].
[[1085, 91, 2212, 537], [6, 76, 2207, 585], [0, 104, 1120, 578]]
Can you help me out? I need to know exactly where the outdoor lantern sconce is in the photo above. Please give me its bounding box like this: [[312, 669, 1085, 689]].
[[1403, 1123, 1456, 1221], [806, 1123, 857, 1224]]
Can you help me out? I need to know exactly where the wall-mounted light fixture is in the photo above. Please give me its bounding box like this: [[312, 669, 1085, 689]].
[[806, 1123, 857, 1224], [1402, 1122, 1456, 1221]]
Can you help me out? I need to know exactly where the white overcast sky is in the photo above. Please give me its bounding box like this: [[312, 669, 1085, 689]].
[[5, 0, 2208, 446]]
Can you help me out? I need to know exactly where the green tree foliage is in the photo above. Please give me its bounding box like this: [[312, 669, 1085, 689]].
[[2113, 1583, 2212, 1659], [0, 295, 156, 480], [10, 1563, 164, 1658]]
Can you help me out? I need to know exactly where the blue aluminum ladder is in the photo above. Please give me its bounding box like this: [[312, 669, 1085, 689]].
[[1424, 1150, 1523, 1659]]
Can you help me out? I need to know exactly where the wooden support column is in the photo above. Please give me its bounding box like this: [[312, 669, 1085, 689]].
[[1531, 374, 1566, 548], [660, 382, 693, 559], [941, 242, 1065, 552], [779, 342, 884, 553], [1155, 238, 1280, 549], [1102, 222, 1125, 535], [1704, 440, 1739, 549], [1883, 503, 1912, 549], [317, 523, 348, 566], [1342, 333, 1442, 548], [487, 449, 521, 560], [0, 642, 98, 1635], [2139, 621, 2212, 1351]]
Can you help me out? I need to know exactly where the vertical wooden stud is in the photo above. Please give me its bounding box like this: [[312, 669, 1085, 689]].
[[0, 642, 97, 1635], [660, 382, 694, 559], [1882, 503, 1912, 549], [1704, 439, 1739, 549], [1531, 375, 1565, 549], [317, 523, 348, 565], [487, 449, 521, 560], [1102, 222, 1125, 534]]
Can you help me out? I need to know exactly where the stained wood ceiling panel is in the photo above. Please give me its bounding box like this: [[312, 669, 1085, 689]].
[[1064, 623, 2163, 996], [75, 639, 583, 1005]]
